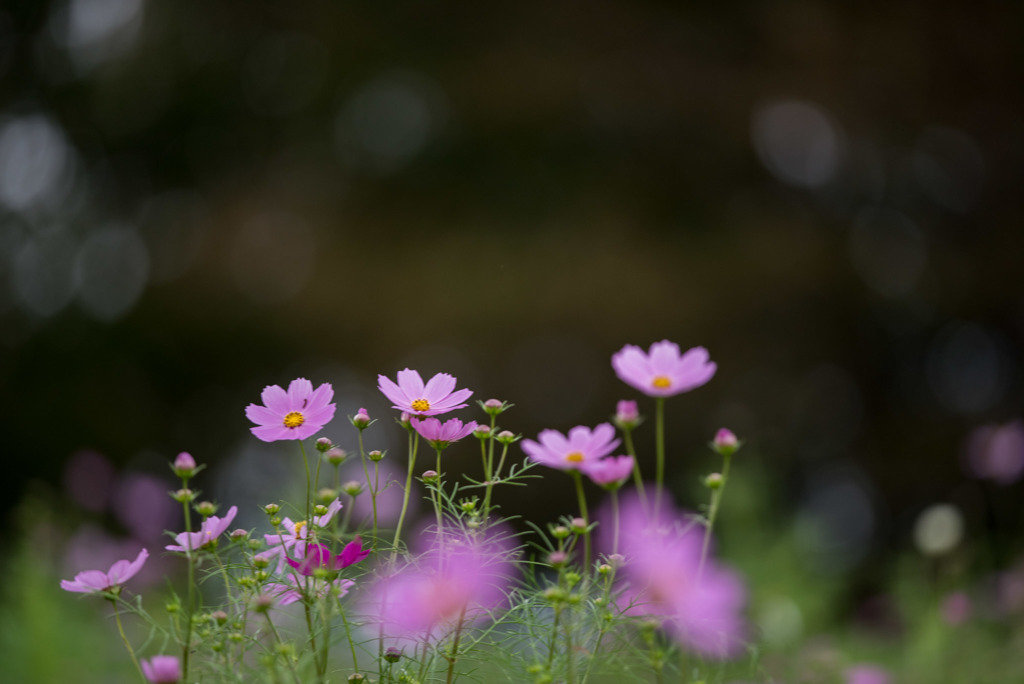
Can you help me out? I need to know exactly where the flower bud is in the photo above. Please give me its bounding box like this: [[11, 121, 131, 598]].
[[270, 516, 282, 527], [384, 647, 403, 663], [341, 481, 364, 497], [253, 556, 270, 569], [195, 501, 217, 517], [608, 553, 625, 568], [496, 430, 518, 445], [253, 594, 274, 613], [317, 488, 337, 504], [570, 517, 587, 534], [325, 448, 347, 466], [597, 563, 612, 575], [264, 503, 281, 515], [166, 601, 180, 614], [399, 412, 411, 429], [211, 610, 228, 625], [473, 424, 492, 439], [422, 470, 439, 484], [368, 449, 384, 462], [483, 398, 506, 415], [352, 408, 371, 429], [313, 504, 328, 517], [551, 525, 570, 539], [460, 499, 477, 513], [613, 400, 640, 429], [711, 428, 740, 457], [173, 452, 197, 478], [704, 473, 723, 490], [172, 488, 195, 503], [348, 674, 366, 683], [543, 587, 566, 603], [547, 551, 568, 567], [564, 571, 581, 587], [315, 437, 333, 452], [230, 529, 248, 542]]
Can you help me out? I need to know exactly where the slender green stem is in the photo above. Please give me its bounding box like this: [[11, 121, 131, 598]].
[[483, 441, 509, 526], [300, 441, 313, 532], [390, 432, 419, 563], [358, 431, 379, 551], [318, 585, 334, 683], [622, 428, 648, 511], [180, 495, 195, 681], [698, 453, 731, 577], [263, 613, 302, 684], [571, 471, 591, 570], [111, 598, 145, 682], [654, 398, 666, 514], [611, 489, 621, 556], [339, 602, 360, 674], [434, 448, 445, 543], [304, 596, 321, 678], [445, 605, 468, 684]]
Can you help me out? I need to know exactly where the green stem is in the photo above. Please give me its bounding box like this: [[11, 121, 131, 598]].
[[300, 441, 313, 534], [622, 427, 648, 511], [358, 430, 380, 551], [654, 398, 666, 514], [611, 489, 621, 556], [339, 602, 360, 674], [390, 432, 419, 563], [572, 471, 591, 570], [445, 605, 468, 684], [180, 495, 195, 681], [434, 448, 445, 544], [263, 613, 302, 684], [111, 598, 145, 682], [698, 453, 731, 577]]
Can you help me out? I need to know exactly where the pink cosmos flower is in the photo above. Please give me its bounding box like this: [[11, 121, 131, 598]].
[[611, 340, 716, 397], [141, 655, 181, 683], [165, 506, 238, 552], [263, 573, 355, 606], [964, 421, 1024, 485], [285, 539, 370, 576], [411, 416, 479, 449], [612, 494, 746, 659], [614, 400, 640, 427], [377, 369, 473, 417], [521, 424, 620, 471], [941, 591, 972, 626], [583, 455, 635, 488], [257, 499, 343, 571], [246, 378, 336, 442], [60, 548, 149, 594]]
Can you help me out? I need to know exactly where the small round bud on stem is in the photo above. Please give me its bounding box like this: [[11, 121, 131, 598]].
[[317, 488, 337, 504], [608, 553, 625, 568], [384, 647, 403, 663], [315, 437, 333, 452], [399, 412, 412, 429], [422, 470, 439, 484], [598, 563, 612, 575], [368, 449, 384, 462], [495, 430, 518, 445], [325, 448, 347, 466], [547, 550, 568, 568], [212, 610, 228, 625], [613, 400, 641, 430], [482, 398, 506, 415], [473, 424, 492, 440], [711, 428, 741, 457], [173, 452, 197, 478], [230, 529, 248, 542], [348, 674, 366, 682], [460, 499, 477, 513], [195, 501, 217, 517], [570, 517, 587, 534], [264, 503, 280, 515], [551, 525, 570, 539], [351, 408, 371, 429], [341, 481, 364, 497], [313, 504, 328, 516], [704, 473, 724, 490], [269, 516, 282, 527], [252, 594, 274, 614], [172, 488, 195, 503]]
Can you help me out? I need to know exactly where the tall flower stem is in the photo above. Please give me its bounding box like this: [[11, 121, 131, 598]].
[[110, 598, 144, 682], [444, 605, 468, 684], [179, 493, 195, 680], [611, 489, 621, 556], [571, 471, 591, 569], [358, 430, 379, 551], [300, 440, 313, 531], [622, 427, 648, 511], [434, 448, 445, 543], [653, 398, 666, 514], [482, 440, 509, 526], [390, 431, 419, 562], [698, 452, 732, 578]]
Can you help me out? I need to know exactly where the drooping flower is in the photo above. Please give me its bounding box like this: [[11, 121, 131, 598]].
[[60, 548, 149, 594], [377, 369, 472, 417], [611, 494, 746, 659], [165, 506, 238, 553], [583, 455, 635, 489], [141, 655, 182, 683], [611, 340, 716, 398], [246, 378, 336, 442], [263, 573, 355, 606], [521, 424, 619, 471], [285, 539, 370, 576], [411, 416, 479, 449], [257, 499, 343, 571]]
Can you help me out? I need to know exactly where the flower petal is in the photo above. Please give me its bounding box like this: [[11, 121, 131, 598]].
[[422, 373, 456, 403], [287, 378, 314, 410], [378, 374, 412, 406], [245, 403, 280, 426], [261, 384, 290, 413], [251, 424, 291, 442], [396, 368, 425, 397]]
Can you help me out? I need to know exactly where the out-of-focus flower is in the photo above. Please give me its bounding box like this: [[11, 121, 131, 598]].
[[613, 400, 640, 429], [912, 504, 963, 557], [844, 664, 892, 684], [964, 421, 1024, 485], [257, 500, 343, 570], [377, 369, 472, 416], [245, 378, 336, 442], [60, 548, 149, 594], [263, 573, 355, 606], [521, 424, 619, 471], [611, 341, 716, 397], [141, 655, 181, 683], [286, 539, 370, 576], [611, 494, 746, 659], [165, 506, 238, 552], [172, 452, 197, 478], [411, 416, 479, 449], [941, 591, 971, 626], [583, 455, 634, 489], [712, 429, 740, 457]]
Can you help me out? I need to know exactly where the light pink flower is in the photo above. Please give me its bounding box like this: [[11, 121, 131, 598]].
[[141, 655, 181, 683], [583, 455, 635, 488], [611, 340, 716, 397], [964, 421, 1024, 485], [521, 424, 619, 471], [165, 506, 238, 552], [246, 378, 336, 442], [257, 499, 343, 571], [411, 416, 479, 449], [844, 665, 892, 684], [263, 573, 355, 606], [377, 369, 473, 417], [60, 548, 149, 594]]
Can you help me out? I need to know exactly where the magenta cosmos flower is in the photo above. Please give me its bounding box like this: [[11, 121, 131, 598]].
[[377, 369, 472, 416], [286, 539, 370, 576], [521, 424, 619, 471], [61, 548, 149, 594], [165, 506, 238, 552], [246, 378, 336, 442], [612, 340, 716, 397], [141, 655, 181, 683], [257, 499, 343, 571], [412, 416, 479, 449], [584, 455, 635, 488]]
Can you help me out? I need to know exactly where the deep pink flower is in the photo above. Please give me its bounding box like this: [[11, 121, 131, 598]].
[[141, 655, 181, 683], [246, 378, 336, 442], [263, 573, 355, 606], [611, 340, 716, 397], [165, 506, 238, 552], [411, 416, 479, 449], [583, 455, 635, 488], [521, 424, 619, 471], [844, 665, 892, 684], [377, 369, 473, 417], [286, 539, 370, 576], [60, 548, 149, 594], [257, 500, 343, 571]]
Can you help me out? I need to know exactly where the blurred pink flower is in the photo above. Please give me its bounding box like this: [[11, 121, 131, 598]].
[[246, 378, 336, 442], [583, 455, 634, 488], [165, 506, 238, 552], [377, 369, 473, 416], [62, 450, 115, 512], [412, 416, 479, 449], [257, 500, 343, 571], [941, 591, 971, 626], [263, 573, 355, 606], [611, 340, 716, 398], [114, 473, 180, 543], [141, 655, 181, 683], [844, 665, 892, 684], [521, 424, 619, 471], [964, 420, 1024, 485], [60, 548, 149, 594], [285, 539, 370, 576], [612, 494, 746, 659]]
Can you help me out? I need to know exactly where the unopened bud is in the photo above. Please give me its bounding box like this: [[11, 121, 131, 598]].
[[317, 488, 337, 504], [473, 425, 492, 439], [399, 412, 411, 428], [368, 449, 384, 462], [384, 646, 403, 663], [253, 594, 274, 613], [711, 428, 740, 457], [422, 470, 439, 483], [483, 399, 505, 415], [264, 503, 280, 515], [704, 473, 723, 490], [316, 437, 333, 452], [608, 553, 625, 568], [460, 499, 477, 513], [551, 525, 570, 539], [195, 501, 217, 517], [253, 556, 270, 569], [348, 674, 365, 682], [543, 587, 566, 603], [341, 481, 364, 497], [547, 551, 568, 567], [313, 504, 328, 516], [352, 408, 371, 429], [173, 452, 197, 478], [496, 430, 518, 445], [325, 448, 347, 466], [570, 517, 587, 534], [270, 516, 282, 527], [230, 529, 248, 541], [172, 488, 195, 503], [598, 563, 612, 575], [613, 400, 640, 429], [212, 610, 228, 625]]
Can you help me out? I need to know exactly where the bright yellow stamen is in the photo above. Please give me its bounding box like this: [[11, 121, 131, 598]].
[[283, 411, 305, 428], [293, 521, 307, 537], [411, 398, 431, 412], [566, 452, 584, 463], [652, 376, 672, 389]]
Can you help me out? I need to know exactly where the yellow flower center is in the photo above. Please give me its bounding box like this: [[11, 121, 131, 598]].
[[566, 452, 584, 463], [293, 521, 307, 537], [283, 411, 305, 428], [411, 398, 431, 412], [652, 376, 671, 389]]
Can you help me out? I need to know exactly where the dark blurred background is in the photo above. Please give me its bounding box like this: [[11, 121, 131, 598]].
[[1, 0, 1022, 597]]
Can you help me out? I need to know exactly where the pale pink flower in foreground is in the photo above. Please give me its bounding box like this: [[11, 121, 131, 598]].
[[263, 573, 355, 606], [377, 369, 473, 416], [165, 506, 238, 552], [964, 420, 1024, 485], [844, 665, 892, 684], [141, 655, 181, 683], [60, 548, 149, 594], [611, 494, 746, 659], [583, 455, 635, 488], [612, 340, 716, 397], [941, 591, 972, 626], [246, 378, 336, 442], [412, 416, 479, 449], [257, 500, 343, 570], [521, 424, 619, 471]]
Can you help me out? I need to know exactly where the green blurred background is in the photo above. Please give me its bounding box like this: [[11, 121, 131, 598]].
[[1, 0, 1023, 681]]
